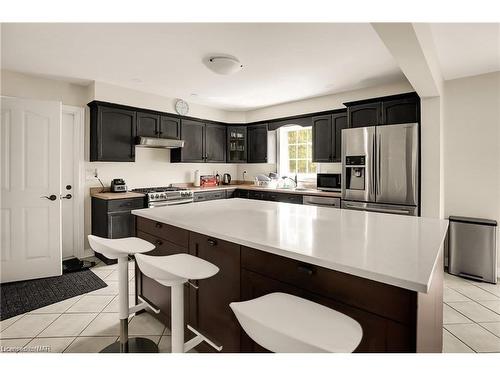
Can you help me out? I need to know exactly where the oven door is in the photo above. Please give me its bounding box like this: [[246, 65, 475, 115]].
[[148, 198, 193, 208]]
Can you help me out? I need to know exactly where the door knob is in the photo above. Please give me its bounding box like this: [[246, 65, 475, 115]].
[[61, 194, 72, 199], [41, 194, 57, 201]]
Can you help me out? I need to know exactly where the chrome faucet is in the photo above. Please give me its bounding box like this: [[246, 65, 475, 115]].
[[281, 175, 298, 188]]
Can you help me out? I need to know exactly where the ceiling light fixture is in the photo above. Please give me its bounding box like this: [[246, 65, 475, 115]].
[[204, 55, 243, 75]]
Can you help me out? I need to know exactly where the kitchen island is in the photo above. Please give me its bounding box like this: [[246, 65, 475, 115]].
[[132, 198, 448, 353]]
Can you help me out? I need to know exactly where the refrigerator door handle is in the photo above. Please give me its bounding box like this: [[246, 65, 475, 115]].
[[377, 134, 381, 198], [371, 133, 376, 198]]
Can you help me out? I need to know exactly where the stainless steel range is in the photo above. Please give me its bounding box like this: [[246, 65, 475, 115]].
[[132, 186, 194, 207]]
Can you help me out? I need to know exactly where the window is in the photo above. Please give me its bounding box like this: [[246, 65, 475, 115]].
[[278, 125, 316, 179]]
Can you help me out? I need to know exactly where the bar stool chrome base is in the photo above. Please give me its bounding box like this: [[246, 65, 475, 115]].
[[101, 337, 158, 353]]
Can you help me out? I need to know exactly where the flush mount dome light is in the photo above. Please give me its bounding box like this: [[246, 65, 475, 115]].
[[204, 55, 243, 75]]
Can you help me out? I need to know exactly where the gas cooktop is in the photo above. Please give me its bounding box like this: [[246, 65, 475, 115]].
[[131, 186, 189, 193], [132, 186, 194, 207]]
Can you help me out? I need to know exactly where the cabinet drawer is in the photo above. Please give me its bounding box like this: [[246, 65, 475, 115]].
[[241, 246, 415, 325], [248, 190, 265, 200], [107, 198, 144, 212], [277, 193, 302, 204], [194, 190, 226, 202], [136, 216, 189, 248], [136, 230, 188, 256]]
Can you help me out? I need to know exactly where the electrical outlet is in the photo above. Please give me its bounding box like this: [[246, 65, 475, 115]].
[[86, 167, 98, 180]]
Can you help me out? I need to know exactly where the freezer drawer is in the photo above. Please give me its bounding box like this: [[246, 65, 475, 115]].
[[448, 216, 497, 284]]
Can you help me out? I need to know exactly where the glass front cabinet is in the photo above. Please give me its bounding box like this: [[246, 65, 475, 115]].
[[227, 125, 247, 163]]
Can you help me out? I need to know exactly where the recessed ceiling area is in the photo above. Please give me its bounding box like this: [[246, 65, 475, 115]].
[[430, 23, 500, 80], [1, 23, 405, 110]]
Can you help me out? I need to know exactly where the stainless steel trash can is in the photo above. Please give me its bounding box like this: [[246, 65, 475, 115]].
[[448, 216, 497, 284]]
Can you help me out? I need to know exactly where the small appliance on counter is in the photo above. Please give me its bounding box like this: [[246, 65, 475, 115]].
[[222, 173, 232, 185], [200, 175, 218, 187], [194, 170, 201, 187], [316, 173, 341, 192], [110, 178, 127, 192]]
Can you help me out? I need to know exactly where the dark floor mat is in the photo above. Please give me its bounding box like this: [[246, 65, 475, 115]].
[[0, 269, 107, 320]]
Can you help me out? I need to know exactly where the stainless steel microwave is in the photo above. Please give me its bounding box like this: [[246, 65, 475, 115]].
[[316, 173, 341, 192]]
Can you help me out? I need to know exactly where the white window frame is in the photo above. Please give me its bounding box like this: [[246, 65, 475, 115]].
[[277, 125, 316, 182]]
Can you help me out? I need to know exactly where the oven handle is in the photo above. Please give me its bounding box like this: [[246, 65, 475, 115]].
[[149, 198, 193, 208]]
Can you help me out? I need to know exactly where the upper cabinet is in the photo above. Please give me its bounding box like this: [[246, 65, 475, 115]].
[[89, 103, 137, 162], [247, 123, 268, 163], [137, 111, 180, 139], [205, 123, 226, 163], [171, 120, 226, 163], [345, 93, 420, 128], [347, 102, 381, 128], [227, 126, 247, 163], [160, 115, 181, 139], [381, 97, 419, 125], [172, 119, 205, 162], [312, 110, 347, 163]]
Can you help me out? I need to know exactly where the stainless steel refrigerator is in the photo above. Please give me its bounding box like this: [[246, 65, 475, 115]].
[[341, 123, 419, 216]]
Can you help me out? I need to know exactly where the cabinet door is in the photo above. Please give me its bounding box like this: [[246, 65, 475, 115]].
[[136, 111, 160, 138], [108, 211, 135, 238], [159, 115, 181, 139], [173, 119, 205, 162], [348, 102, 381, 128], [227, 126, 247, 163], [189, 233, 241, 352], [205, 123, 226, 163], [247, 124, 268, 163], [381, 98, 419, 125], [312, 115, 333, 162], [94, 106, 136, 161], [331, 111, 348, 162]]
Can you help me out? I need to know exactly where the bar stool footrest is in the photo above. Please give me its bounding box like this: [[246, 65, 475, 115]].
[[185, 324, 223, 352], [129, 296, 161, 315]]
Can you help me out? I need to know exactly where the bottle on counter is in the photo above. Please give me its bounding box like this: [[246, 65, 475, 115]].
[[215, 171, 220, 186], [194, 170, 200, 187]]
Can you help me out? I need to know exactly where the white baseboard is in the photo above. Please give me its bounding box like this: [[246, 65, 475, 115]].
[[83, 248, 95, 259]]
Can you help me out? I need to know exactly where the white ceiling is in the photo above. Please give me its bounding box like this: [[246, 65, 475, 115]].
[[2, 23, 498, 111], [430, 23, 500, 80], [1, 23, 404, 110]]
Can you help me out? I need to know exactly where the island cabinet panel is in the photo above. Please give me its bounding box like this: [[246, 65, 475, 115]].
[[240, 269, 413, 353], [241, 246, 418, 352], [188, 232, 242, 352]]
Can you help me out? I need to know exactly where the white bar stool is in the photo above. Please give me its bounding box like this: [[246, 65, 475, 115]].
[[87, 235, 159, 353], [230, 292, 363, 353], [135, 253, 222, 353]]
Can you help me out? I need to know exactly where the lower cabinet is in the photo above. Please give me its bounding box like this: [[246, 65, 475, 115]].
[[188, 232, 242, 352], [244, 189, 302, 204], [193, 190, 226, 202], [91, 196, 145, 264]]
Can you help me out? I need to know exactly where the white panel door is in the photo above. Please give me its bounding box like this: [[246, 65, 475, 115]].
[[1, 97, 62, 282]]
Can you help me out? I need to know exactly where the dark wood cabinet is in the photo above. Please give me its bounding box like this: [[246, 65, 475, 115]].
[[160, 115, 181, 139], [193, 190, 226, 202], [136, 111, 160, 138], [172, 120, 226, 163], [227, 126, 247, 163], [245, 189, 302, 204], [91, 196, 145, 263], [247, 123, 268, 163], [312, 110, 347, 163], [205, 123, 226, 163], [381, 97, 419, 125], [189, 233, 241, 352], [332, 111, 348, 162], [172, 119, 205, 162], [89, 104, 137, 162], [312, 115, 332, 162], [347, 102, 381, 128]]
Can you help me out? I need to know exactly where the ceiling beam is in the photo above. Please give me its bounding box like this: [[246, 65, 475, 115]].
[[371, 23, 443, 98]]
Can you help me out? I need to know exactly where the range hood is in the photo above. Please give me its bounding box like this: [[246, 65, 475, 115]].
[[136, 137, 185, 149]]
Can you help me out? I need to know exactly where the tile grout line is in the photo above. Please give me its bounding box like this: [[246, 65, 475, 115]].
[[443, 326, 477, 353], [444, 301, 474, 323]]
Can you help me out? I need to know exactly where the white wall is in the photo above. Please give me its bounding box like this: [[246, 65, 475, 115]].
[[443, 71, 500, 269], [443, 72, 500, 220]]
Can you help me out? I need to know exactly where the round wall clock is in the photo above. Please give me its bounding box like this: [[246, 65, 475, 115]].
[[175, 99, 189, 116]]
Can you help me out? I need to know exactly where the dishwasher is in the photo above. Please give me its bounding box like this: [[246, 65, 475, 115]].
[[303, 195, 340, 208]]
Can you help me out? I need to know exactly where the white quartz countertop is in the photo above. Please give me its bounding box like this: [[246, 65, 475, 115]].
[[132, 199, 448, 293]]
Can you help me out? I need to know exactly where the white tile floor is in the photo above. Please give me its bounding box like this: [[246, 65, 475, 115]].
[[443, 272, 500, 353], [0, 257, 173, 353], [2, 259, 499, 353]]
